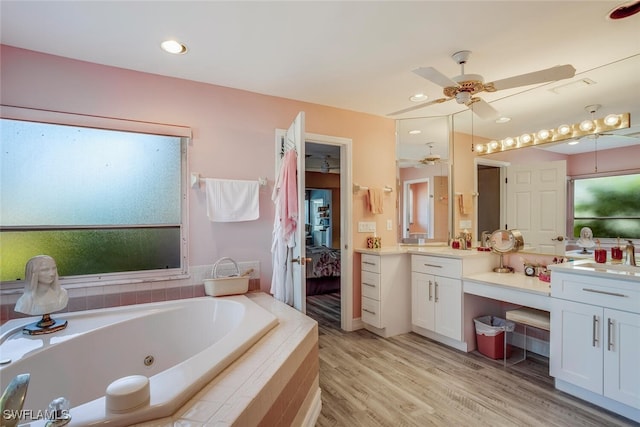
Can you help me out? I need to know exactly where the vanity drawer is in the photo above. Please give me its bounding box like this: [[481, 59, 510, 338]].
[[362, 296, 382, 328], [411, 255, 462, 278], [361, 254, 381, 273], [552, 272, 640, 313], [361, 270, 381, 300]]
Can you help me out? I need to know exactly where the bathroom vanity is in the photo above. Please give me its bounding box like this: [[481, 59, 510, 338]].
[[548, 260, 640, 422]]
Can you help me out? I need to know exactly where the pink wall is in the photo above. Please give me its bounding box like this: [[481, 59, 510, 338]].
[[1, 46, 397, 316]]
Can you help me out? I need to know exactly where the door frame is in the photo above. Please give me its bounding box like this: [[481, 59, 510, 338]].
[[474, 158, 509, 237], [402, 178, 432, 240], [275, 130, 354, 331]]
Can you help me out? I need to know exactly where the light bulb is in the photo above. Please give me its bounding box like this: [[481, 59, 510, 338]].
[[604, 114, 620, 126], [520, 133, 533, 144], [579, 119, 595, 132], [537, 129, 551, 140], [476, 144, 486, 153], [504, 137, 515, 147], [557, 124, 571, 135], [489, 140, 499, 150]]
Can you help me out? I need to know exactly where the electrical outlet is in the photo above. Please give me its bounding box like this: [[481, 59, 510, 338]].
[[358, 221, 376, 233], [386, 219, 392, 230], [459, 220, 472, 229]]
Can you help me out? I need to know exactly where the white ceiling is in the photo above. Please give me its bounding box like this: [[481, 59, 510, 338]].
[[2, 1, 639, 160]]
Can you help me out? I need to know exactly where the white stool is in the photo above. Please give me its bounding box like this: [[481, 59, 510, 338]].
[[504, 307, 550, 366]]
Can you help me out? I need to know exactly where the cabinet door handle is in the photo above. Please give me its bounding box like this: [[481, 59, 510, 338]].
[[607, 318, 614, 351], [592, 315, 599, 347], [423, 263, 442, 268], [428, 280, 432, 301], [363, 261, 377, 266], [583, 288, 628, 298], [363, 308, 376, 315], [435, 281, 439, 303], [363, 282, 376, 287]]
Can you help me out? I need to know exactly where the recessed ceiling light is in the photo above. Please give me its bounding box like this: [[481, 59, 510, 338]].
[[409, 93, 428, 102], [161, 40, 188, 54], [495, 117, 511, 124], [408, 130, 422, 135]]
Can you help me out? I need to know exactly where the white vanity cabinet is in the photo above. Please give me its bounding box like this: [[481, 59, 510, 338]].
[[360, 252, 411, 338], [411, 255, 463, 343], [550, 271, 640, 420]]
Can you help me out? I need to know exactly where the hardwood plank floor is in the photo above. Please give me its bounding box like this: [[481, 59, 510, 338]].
[[306, 293, 637, 427]]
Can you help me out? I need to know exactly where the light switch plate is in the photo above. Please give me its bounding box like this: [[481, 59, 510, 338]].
[[358, 221, 376, 233], [386, 219, 392, 230], [459, 220, 472, 229]]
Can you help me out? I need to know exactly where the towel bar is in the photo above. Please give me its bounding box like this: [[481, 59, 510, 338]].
[[190, 173, 267, 189], [353, 184, 393, 193]]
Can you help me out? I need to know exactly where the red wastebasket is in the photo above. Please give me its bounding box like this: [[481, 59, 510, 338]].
[[474, 316, 515, 359]]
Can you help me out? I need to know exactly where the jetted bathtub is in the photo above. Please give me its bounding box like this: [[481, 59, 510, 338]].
[[0, 295, 278, 426]]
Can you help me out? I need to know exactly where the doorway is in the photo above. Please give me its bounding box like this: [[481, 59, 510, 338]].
[[475, 158, 509, 239], [305, 136, 354, 331]]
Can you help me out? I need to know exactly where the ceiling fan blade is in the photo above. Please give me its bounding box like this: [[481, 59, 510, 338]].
[[487, 64, 576, 91], [468, 98, 500, 120], [413, 67, 459, 88], [387, 97, 450, 116]]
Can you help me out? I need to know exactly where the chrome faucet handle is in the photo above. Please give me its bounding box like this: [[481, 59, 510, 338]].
[[45, 397, 71, 427]]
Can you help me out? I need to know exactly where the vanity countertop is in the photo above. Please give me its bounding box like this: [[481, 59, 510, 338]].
[[463, 271, 551, 296], [548, 258, 640, 283], [355, 245, 495, 259]]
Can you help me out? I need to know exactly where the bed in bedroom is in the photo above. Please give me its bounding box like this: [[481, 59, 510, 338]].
[[306, 245, 340, 295]]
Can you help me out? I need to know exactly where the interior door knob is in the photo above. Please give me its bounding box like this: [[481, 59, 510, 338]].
[[552, 236, 565, 241], [292, 257, 312, 265]]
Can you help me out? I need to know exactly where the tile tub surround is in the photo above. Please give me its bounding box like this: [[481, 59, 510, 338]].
[[135, 292, 320, 426], [0, 264, 261, 323]]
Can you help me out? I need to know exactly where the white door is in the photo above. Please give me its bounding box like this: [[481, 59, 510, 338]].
[[286, 112, 307, 313], [550, 299, 603, 394], [604, 309, 640, 409], [506, 160, 566, 253], [434, 276, 462, 341]]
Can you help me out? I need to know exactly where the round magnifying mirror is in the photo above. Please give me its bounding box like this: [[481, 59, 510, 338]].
[[489, 229, 524, 272]]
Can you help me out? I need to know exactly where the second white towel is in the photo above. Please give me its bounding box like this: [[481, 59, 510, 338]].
[[205, 178, 260, 222]]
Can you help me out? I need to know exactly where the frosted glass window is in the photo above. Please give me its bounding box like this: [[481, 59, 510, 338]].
[[1, 118, 186, 283], [572, 173, 640, 239]]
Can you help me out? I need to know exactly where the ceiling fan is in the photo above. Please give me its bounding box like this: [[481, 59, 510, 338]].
[[306, 154, 340, 173], [399, 143, 442, 167], [390, 50, 576, 119]]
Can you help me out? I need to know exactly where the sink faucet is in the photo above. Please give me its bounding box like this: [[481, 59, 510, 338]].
[[625, 240, 636, 266], [0, 373, 30, 427]]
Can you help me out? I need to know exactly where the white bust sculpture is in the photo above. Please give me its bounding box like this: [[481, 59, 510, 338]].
[[15, 255, 69, 315]]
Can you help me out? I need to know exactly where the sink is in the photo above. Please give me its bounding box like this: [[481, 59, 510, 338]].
[[574, 261, 640, 274]]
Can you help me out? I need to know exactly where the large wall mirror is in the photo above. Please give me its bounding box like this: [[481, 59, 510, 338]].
[[396, 116, 452, 244], [451, 54, 640, 255]]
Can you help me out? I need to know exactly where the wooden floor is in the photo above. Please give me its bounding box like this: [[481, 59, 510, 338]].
[[306, 293, 637, 427]]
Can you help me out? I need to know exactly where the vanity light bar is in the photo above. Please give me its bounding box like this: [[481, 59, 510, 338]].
[[475, 112, 630, 155]]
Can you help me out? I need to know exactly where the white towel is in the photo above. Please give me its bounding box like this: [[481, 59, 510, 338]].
[[205, 178, 259, 222]]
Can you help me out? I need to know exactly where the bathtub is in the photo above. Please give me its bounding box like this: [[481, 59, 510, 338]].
[[0, 295, 278, 426]]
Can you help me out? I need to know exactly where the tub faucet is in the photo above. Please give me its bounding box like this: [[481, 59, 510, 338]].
[[0, 373, 30, 427], [625, 240, 636, 266]]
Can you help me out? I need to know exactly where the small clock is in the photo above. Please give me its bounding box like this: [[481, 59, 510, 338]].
[[524, 265, 536, 277]]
